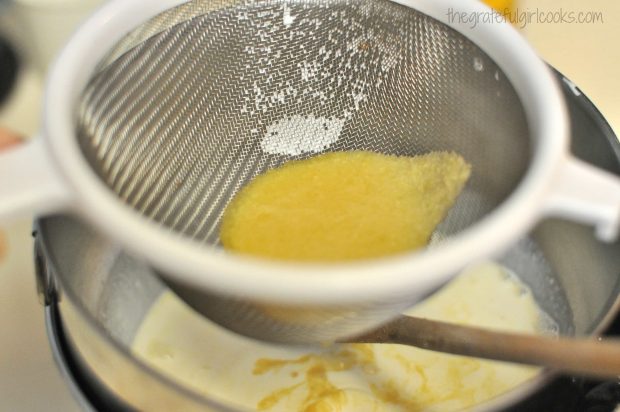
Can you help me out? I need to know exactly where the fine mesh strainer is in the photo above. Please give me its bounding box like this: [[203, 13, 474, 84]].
[[1, 0, 619, 343]]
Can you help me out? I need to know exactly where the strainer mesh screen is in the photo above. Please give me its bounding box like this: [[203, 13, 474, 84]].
[[77, 0, 530, 247]]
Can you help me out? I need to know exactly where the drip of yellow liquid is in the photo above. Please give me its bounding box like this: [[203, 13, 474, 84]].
[[220, 151, 471, 262]]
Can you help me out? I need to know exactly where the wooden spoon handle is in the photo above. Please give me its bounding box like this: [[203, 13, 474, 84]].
[[348, 315, 620, 379]]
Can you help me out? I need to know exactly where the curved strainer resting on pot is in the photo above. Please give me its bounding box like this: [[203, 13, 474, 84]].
[[62, 0, 615, 343]]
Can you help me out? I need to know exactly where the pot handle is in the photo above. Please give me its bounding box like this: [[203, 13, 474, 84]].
[[0, 137, 71, 220], [544, 156, 620, 242]]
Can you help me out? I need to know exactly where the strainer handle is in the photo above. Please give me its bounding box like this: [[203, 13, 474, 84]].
[[0, 137, 71, 220], [544, 156, 620, 242]]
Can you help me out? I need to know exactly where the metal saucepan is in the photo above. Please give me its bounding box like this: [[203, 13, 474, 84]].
[[36, 70, 620, 411]]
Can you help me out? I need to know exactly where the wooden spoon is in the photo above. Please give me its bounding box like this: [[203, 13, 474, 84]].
[[346, 315, 620, 379]]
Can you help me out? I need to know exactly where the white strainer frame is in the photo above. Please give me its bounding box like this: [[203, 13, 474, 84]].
[[0, 0, 618, 305]]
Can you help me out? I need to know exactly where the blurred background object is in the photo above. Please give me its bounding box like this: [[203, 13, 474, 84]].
[[0, 34, 18, 107], [483, 0, 515, 14], [0, 0, 104, 73]]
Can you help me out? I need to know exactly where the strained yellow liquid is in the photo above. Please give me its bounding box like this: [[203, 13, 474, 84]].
[[220, 151, 471, 262]]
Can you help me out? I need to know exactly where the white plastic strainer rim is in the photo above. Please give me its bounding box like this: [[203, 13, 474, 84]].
[[43, 0, 569, 304]]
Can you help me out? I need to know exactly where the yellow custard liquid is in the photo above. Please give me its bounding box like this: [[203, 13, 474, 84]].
[[220, 151, 471, 261]]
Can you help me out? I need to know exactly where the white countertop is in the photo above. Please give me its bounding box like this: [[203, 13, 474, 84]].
[[522, 0, 620, 136], [0, 68, 80, 411], [0, 1, 618, 411]]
